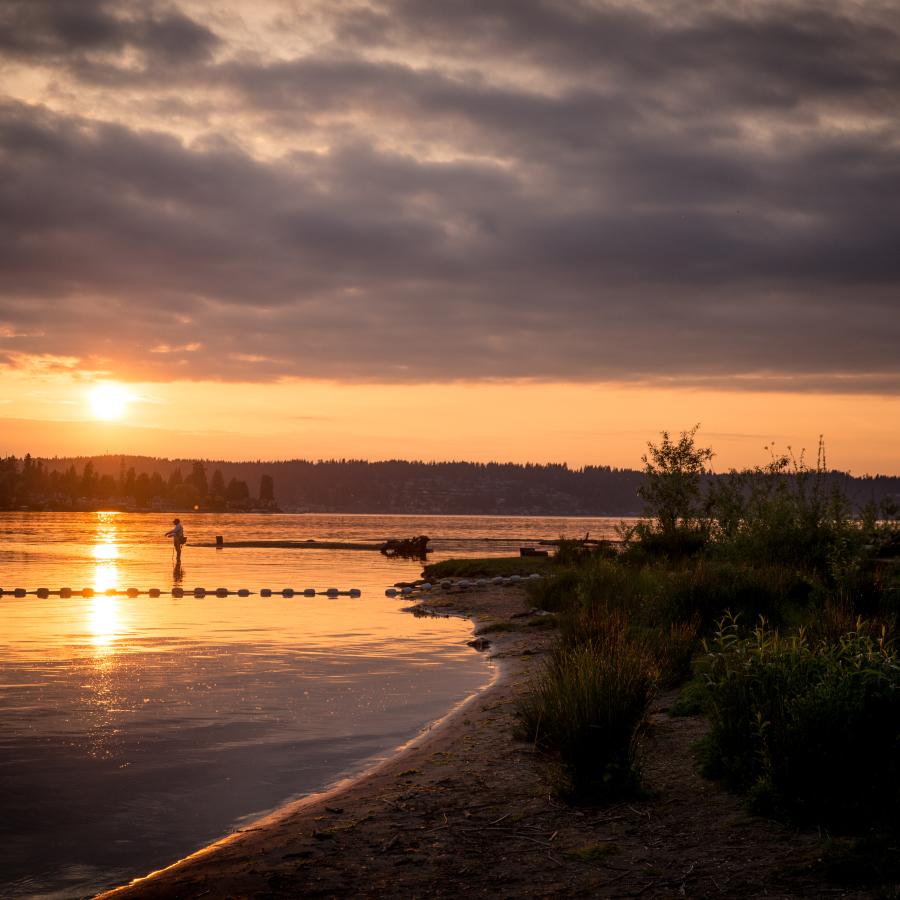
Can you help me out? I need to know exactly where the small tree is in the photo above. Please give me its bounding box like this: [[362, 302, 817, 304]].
[[638, 424, 713, 543], [259, 473, 275, 503]]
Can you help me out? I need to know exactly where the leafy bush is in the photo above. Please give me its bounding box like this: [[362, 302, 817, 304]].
[[700, 615, 900, 829], [517, 613, 657, 800], [706, 440, 868, 578], [637, 424, 713, 545]]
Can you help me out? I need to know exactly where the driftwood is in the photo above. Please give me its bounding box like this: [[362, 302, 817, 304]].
[[381, 535, 431, 560]]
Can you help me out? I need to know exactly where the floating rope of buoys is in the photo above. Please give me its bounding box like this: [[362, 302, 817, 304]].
[[1, 585, 367, 599]]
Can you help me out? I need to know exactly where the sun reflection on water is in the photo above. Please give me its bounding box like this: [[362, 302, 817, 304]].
[[89, 594, 120, 648], [90, 512, 121, 648]]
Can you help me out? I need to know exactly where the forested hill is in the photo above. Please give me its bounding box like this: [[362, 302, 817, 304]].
[[6, 455, 900, 516]]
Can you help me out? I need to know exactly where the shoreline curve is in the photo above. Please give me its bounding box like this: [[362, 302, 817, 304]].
[[94, 586, 526, 899]]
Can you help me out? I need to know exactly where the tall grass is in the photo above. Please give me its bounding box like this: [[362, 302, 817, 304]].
[[517, 613, 657, 800], [700, 614, 900, 829]]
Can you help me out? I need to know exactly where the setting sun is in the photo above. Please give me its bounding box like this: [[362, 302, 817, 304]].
[[89, 384, 130, 421]]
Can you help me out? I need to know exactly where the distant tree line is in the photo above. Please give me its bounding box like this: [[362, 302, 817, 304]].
[[1, 454, 897, 516], [0, 455, 277, 512]]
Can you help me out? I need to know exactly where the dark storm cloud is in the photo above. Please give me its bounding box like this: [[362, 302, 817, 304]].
[[1, 0, 898, 389], [0, 0, 219, 66]]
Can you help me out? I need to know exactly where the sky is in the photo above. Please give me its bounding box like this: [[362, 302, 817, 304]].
[[1, 0, 898, 473]]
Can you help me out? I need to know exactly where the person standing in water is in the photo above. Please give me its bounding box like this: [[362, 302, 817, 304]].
[[165, 518, 187, 562]]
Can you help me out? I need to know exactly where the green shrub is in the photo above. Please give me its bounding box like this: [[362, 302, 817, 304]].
[[525, 568, 581, 612], [700, 614, 900, 830], [657, 561, 817, 629], [517, 613, 657, 801]]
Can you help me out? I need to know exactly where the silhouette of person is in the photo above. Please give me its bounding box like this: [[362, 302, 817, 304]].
[[165, 518, 187, 562]]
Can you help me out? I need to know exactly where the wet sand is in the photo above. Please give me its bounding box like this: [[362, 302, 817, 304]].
[[97, 585, 862, 899]]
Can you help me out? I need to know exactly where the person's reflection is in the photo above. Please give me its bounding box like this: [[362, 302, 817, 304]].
[[172, 561, 184, 584]]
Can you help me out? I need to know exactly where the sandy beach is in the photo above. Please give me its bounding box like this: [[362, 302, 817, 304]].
[[96, 584, 863, 899]]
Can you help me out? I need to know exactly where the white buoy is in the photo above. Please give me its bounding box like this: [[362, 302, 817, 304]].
[[458, 580, 470, 589], [385, 588, 398, 597], [127, 588, 139, 597], [60, 588, 72, 598], [420, 582, 432, 590], [261, 588, 272, 597], [401, 586, 413, 595], [216, 588, 228, 597], [529, 573, 542, 580], [194, 588, 206, 597], [237, 589, 250, 597], [441, 580, 453, 589], [304, 588, 316, 597], [349, 588, 361, 597], [326, 587, 339, 596], [282, 588, 295, 598], [476, 578, 487, 588], [149, 588, 161, 597], [172, 588, 184, 598], [509, 575, 522, 584], [36, 588, 50, 598], [492, 576, 503, 585], [15, 588, 26, 597]]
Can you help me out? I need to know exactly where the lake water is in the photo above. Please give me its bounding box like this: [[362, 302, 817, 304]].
[[0, 512, 626, 898]]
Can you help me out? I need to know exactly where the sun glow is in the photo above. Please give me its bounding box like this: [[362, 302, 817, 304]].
[[89, 384, 131, 420]]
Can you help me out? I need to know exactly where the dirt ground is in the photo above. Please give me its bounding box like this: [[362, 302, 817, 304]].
[[97, 584, 870, 899]]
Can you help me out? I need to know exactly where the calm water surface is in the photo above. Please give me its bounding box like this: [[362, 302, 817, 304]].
[[0, 512, 625, 898]]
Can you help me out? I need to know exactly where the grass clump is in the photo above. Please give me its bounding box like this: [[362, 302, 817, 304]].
[[517, 613, 657, 801], [525, 567, 580, 611], [700, 614, 900, 830], [423, 557, 549, 579]]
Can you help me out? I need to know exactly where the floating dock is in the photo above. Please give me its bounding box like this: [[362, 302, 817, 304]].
[[195, 539, 387, 550]]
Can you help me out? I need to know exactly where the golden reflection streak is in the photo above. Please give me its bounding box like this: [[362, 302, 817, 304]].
[[90, 511, 121, 649]]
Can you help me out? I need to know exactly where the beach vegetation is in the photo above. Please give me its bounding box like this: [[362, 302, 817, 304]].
[[517, 612, 657, 801], [423, 557, 550, 579], [698, 614, 900, 830], [512, 426, 900, 840]]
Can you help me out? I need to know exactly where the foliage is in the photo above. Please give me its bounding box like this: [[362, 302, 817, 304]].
[[635, 424, 713, 553], [525, 567, 581, 611], [706, 439, 872, 578], [0, 454, 274, 511], [517, 612, 657, 801], [700, 614, 900, 829], [423, 556, 550, 579]]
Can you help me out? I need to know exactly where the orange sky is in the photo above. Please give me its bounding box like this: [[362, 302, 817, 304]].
[[3, 2, 899, 476], [1, 371, 897, 474]]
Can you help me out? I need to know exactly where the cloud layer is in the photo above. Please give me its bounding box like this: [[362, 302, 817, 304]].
[[1, 0, 898, 388]]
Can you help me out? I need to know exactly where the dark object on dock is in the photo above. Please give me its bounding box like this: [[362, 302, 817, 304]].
[[520, 547, 550, 557], [381, 535, 431, 560], [216, 535, 224, 547]]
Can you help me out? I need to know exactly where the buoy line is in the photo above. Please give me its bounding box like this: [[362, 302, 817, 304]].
[[0, 587, 363, 598]]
